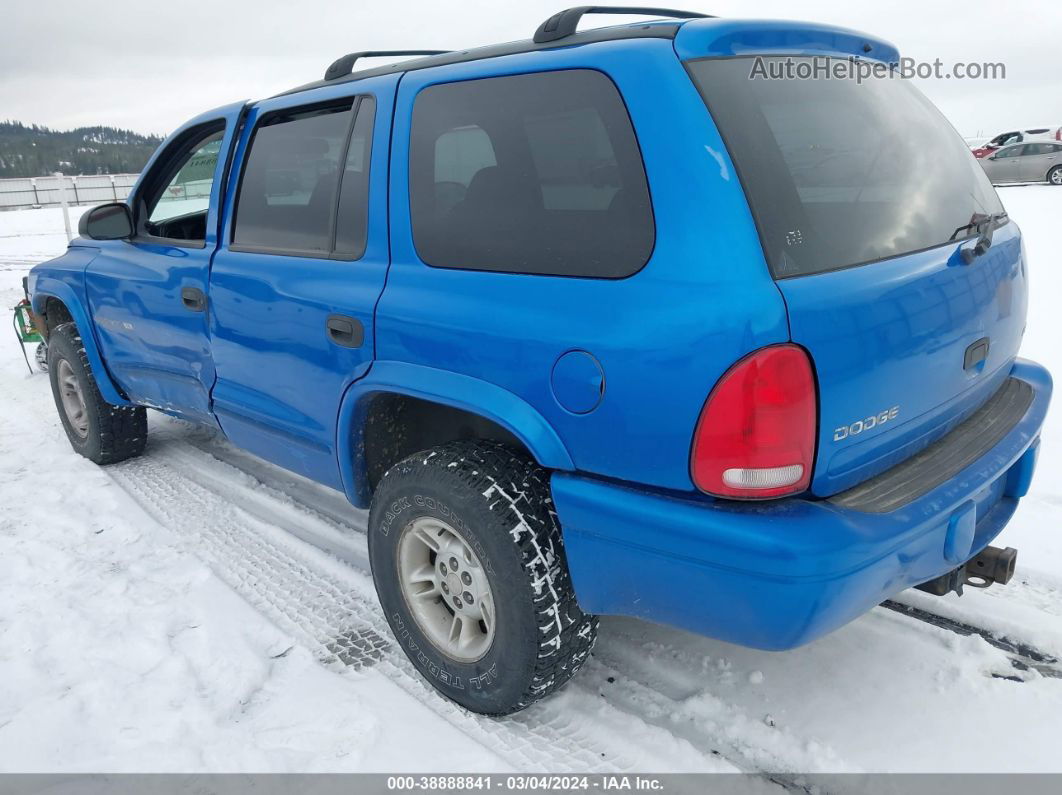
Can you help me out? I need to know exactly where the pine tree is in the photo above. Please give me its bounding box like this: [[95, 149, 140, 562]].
[[0, 120, 164, 178]]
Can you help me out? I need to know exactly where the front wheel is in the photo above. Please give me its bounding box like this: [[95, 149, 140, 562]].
[[1048, 165, 1062, 186], [368, 440, 597, 715], [47, 322, 147, 464]]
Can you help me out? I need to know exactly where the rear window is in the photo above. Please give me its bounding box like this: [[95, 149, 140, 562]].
[[687, 57, 1004, 278], [409, 69, 655, 278]]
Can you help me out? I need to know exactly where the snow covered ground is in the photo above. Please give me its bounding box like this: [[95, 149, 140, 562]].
[[0, 192, 1060, 775]]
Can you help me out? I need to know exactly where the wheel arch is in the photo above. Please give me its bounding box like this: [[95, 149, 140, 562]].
[[31, 279, 131, 406], [336, 361, 574, 508]]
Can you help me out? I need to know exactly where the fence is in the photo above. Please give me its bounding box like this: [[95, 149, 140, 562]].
[[0, 173, 140, 211]]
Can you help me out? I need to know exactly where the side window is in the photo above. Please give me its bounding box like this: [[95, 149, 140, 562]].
[[140, 124, 224, 242], [409, 69, 655, 278], [334, 96, 376, 259], [233, 102, 353, 254], [995, 146, 1022, 159]]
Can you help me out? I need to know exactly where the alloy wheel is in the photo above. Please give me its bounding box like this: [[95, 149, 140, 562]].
[[56, 358, 89, 438], [396, 516, 496, 662]]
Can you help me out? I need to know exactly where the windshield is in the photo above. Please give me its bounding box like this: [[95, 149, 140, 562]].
[[687, 57, 1004, 278]]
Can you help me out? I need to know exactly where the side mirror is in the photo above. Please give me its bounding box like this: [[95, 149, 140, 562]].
[[78, 202, 134, 240]]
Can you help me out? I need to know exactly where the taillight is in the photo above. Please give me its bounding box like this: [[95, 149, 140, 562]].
[[691, 344, 817, 499]]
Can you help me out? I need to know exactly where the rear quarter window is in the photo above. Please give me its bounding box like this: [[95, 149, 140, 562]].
[[408, 69, 655, 278]]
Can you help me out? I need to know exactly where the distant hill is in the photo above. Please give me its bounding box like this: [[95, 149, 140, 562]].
[[0, 121, 163, 178]]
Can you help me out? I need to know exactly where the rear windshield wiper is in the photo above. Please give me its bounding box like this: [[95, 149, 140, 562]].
[[950, 211, 1007, 264], [949, 211, 1007, 242]]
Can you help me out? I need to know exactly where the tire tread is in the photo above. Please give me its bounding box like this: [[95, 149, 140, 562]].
[[48, 322, 146, 464], [380, 440, 598, 714]]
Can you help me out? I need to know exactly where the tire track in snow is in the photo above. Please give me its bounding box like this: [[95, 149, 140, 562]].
[[162, 425, 1062, 772], [105, 435, 731, 775], [157, 424, 1062, 770], [137, 426, 844, 780], [114, 420, 1062, 781], [880, 601, 1062, 681]]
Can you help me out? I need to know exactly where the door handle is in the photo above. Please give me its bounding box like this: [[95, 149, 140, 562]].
[[326, 314, 364, 348], [181, 286, 207, 312]]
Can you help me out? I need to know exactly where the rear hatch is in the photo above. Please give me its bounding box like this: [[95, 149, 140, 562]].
[[687, 55, 1027, 497]]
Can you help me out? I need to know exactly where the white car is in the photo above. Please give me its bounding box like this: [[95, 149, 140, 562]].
[[972, 127, 1062, 158]]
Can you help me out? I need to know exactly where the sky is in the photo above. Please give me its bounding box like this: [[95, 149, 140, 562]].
[[1, 0, 1060, 140]]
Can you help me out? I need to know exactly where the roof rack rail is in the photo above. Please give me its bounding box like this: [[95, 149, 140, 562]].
[[324, 50, 450, 81], [533, 6, 711, 44]]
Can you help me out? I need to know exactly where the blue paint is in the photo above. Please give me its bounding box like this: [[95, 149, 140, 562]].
[[336, 360, 576, 508], [28, 16, 1052, 652], [555, 361, 1050, 648], [944, 501, 976, 565], [380, 38, 786, 489], [209, 77, 399, 486], [29, 250, 131, 406], [80, 101, 247, 423], [674, 18, 900, 64], [551, 351, 605, 415], [777, 222, 1029, 496], [1005, 438, 1041, 499]]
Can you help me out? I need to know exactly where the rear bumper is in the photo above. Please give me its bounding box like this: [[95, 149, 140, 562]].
[[552, 359, 1052, 650]]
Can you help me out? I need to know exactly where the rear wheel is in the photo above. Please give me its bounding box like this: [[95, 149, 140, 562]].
[[1048, 165, 1062, 186], [47, 322, 147, 464], [368, 440, 597, 715]]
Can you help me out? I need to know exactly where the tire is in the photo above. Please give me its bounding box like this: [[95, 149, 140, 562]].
[[47, 322, 147, 464], [34, 342, 48, 372], [368, 440, 598, 715], [1049, 165, 1062, 186]]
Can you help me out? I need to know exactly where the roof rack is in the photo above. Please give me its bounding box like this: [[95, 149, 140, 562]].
[[324, 50, 450, 81], [533, 6, 711, 44]]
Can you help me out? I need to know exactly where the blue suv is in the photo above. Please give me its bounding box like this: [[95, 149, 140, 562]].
[[29, 8, 1052, 715]]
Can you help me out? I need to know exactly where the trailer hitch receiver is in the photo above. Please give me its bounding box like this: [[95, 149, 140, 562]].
[[914, 545, 1018, 597], [964, 545, 1017, 588]]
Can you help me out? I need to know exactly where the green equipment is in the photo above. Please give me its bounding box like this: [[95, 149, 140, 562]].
[[12, 278, 46, 373]]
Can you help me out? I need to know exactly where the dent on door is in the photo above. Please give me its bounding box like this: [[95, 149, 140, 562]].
[[84, 103, 246, 423]]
